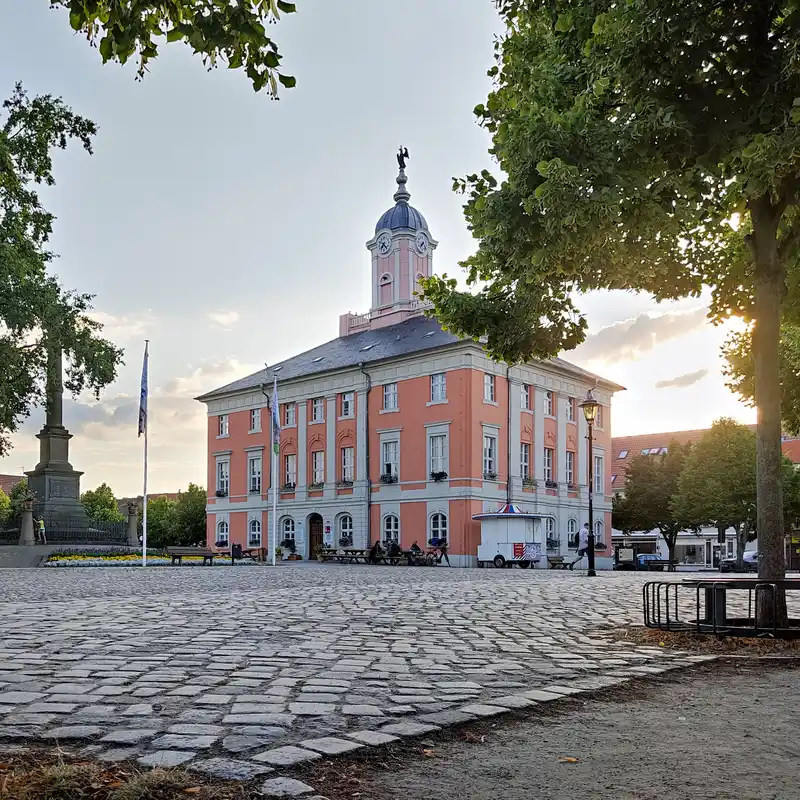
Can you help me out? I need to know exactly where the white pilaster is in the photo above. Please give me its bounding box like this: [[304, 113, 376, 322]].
[[578, 411, 589, 502], [297, 401, 307, 500], [324, 396, 336, 499], [356, 389, 367, 486], [509, 379, 522, 494], [557, 395, 567, 488], [534, 388, 545, 482]]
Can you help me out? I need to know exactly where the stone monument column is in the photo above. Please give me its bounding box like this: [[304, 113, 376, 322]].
[[127, 503, 140, 548], [26, 346, 88, 527]]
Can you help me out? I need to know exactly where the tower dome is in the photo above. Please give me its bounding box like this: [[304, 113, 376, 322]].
[[374, 157, 429, 233]]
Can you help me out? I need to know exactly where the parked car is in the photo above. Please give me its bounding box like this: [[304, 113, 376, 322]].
[[719, 550, 758, 573], [635, 553, 666, 571]]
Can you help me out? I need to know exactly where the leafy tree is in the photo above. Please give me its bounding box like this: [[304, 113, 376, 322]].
[[422, 2, 800, 598], [0, 488, 11, 526], [1, 84, 122, 456], [612, 443, 692, 565], [80, 482, 125, 522], [141, 495, 177, 549], [173, 484, 207, 546], [50, 1, 297, 96], [7, 478, 29, 523]]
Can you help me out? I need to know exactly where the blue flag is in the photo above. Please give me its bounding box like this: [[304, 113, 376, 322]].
[[138, 341, 149, 438]]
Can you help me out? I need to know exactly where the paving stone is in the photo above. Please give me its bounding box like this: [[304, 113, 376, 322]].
[[342, 705, 384, 717], [189, 757, 274, 781], [294, 693, 340, 704], [252, 745, 322, 767], [300, 736, 364, 755], [380, 721, 442, 737], [138, 749, 196, 768], [151, 734, 218, 750], [101, 729, 158, 744], [25, 703, 77, 714], [458, 703, 508, 717], [42, 724, 105, 740], [177, 709, 223, 723], [483, 695, 536, 709], [223, 734, 279, 753], [4, 713, 57, 726], [288, 703, 335, 716], [259, 776, 316, 797], [346, 730, 400, 746], [196, 694, 233, 705], [97, 747, 141, 762], [121, 704, 153, 716], [0, 692, 43, 704], [167, 724, 224, 735], [46, 683, 94, 695], [231, 703, 286, 714], [222, 713, 295, 726], [521, 689, 566, 702], [416, 709, 476, 726]]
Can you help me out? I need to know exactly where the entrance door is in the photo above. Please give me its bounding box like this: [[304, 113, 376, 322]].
[[309, 514, 323, 558]]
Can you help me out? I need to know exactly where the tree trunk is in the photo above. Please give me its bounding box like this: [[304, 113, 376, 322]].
[[751, 201, 788, 625]]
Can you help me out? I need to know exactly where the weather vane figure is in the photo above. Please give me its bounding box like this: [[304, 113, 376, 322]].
[[397, 146, 409, 169]]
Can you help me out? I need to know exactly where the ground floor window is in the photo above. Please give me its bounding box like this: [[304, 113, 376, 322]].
[[383, 514, 399, 543], [594, 520, 604, 546], [567, 518, 579, 549], [248, 518, 261, 547], [339, 514, 353, 547], [216, 520, 229, 547], [282, 517, 295, 543], [674, 544, 703, 564], [430, 513, 447, 544]]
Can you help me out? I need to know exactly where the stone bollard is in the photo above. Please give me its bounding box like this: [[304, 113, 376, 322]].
[[127, 503, 140, 548], [18, 508, 35, 546]]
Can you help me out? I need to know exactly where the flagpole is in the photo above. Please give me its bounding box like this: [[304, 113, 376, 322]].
[[271, 374, 278, 567], [139, 341, 150, 567]]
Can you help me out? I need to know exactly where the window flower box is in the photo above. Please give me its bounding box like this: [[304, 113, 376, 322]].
[[545, 480, 558, 489], [380, 473, 398, 484], [215, 489, 228, 498], [430, 471, 448, 482], [522, 477, 537, 488], [336, 479, 354, 488], [281, 482, 296, 492], [309, 481, 324, 490], [567, 483, 578, 492], [483, 471, 498, 481]]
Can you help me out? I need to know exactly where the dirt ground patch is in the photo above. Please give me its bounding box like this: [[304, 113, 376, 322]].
[[291, 660, 800, 800], [605, 624, 800, 654]]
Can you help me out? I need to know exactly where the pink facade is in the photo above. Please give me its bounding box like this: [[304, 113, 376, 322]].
[[198, 160, 622, 566]]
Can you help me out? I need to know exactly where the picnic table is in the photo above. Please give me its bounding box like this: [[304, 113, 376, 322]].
[[215, 546, 268, 564], [336, 548, 369, 564]]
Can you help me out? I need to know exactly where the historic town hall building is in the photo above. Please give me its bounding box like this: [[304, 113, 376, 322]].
[[197, 159, 622, 567]]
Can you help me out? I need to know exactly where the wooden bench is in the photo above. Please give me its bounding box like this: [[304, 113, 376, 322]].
[[548, 556, 568, 570], [167, 546, 215, 566], [643, 559, 679, 572]]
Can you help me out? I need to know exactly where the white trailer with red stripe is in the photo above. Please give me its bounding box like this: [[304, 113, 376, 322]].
[[474, 503, 548, 569]]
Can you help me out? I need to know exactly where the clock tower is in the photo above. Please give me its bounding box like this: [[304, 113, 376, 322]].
[[361, 153, 438, 331]]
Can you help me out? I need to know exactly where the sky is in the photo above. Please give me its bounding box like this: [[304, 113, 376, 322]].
[[0, 0, 755, 496]]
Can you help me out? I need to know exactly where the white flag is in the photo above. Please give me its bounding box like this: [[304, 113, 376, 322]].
[[138, 341, 149, 437], [271, 374, 280, 455]]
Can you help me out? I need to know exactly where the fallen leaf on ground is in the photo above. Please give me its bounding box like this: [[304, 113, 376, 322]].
[[184, 789, 202, 795], [422, 749, 436, 757], [559, 757, 579, 763]]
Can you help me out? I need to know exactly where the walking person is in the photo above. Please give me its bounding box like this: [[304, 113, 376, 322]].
[[569, 522, 590, 570], [438, 539, 451, 566]]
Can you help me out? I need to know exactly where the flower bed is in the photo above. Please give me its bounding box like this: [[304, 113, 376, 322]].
[[42, 549, 258, 567]]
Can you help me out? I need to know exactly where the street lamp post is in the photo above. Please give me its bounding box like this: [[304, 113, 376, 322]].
[[579, 389, 600, 578]]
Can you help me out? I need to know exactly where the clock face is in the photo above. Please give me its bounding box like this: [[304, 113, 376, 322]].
[[377, 233, 392, 255], [415, 233, 429, 255]]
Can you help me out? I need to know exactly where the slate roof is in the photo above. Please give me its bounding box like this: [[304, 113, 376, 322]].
[[196, 314, 622, 402], [375, 203, 428, 233], [0, 474, 23, 496]]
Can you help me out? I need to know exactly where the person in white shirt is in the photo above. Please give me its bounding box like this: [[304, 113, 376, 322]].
[[569, 523, 590, 569]]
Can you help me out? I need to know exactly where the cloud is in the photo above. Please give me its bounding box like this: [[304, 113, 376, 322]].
[[160, 358, 262, 399], [88, 310, 156, 341], [572, 307, 708, 364], [207, 310, 240, 330], [655, 368, 710, 390]]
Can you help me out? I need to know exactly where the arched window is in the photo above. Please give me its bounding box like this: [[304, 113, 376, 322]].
[[567, 519, 579, 549], [383, 514, 399, 543], [430, 513, 447, 543], [545, 518, 556, 547], [339, 514, 354, 546], [216, 520, 229, 547], [248, 518, 262, 546], [282, 518, 295, 541], [379, 273, 393, 306], [594, 520, 604, 546]]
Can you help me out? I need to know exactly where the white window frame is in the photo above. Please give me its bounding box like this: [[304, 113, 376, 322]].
[[430, 434, 447, 475], [339, 514, 354, 544], [521, 384, 531, 411], [566, 450, 575, 487], [483, 434, 497, 476], [430, 512, 448, 542], [483, 373, 496, 403], [566, 397, 576, 423], [218, 414, 229, 437], [250, 408, 262, 432], [341, 446, 355, 482], [595, 405, 604, 429], [312, 450, 325, 485], [594, 519, 604, 545], [543, 447, 554, 482], [282, 517, 296, 541], [383, 514, 399, 543], [382, 440, 399, 478], [284, 403, 296, 427], [567, 518, 579, 549], [545, 517, 556, 544], [284, 453, 297, 488], [520, 442, 531, 479], [430, 373, 447, 403], [383, 382, 398, 411], [311, 397, 325, 423], [248, 453, 262, 494], [216, 460, 230, 495], [594, 454, 604, 495], [341, 392, 354, 418], [216, 519, 229, 546], [248, 518, 262, 547], [544, 391, 554, 417]]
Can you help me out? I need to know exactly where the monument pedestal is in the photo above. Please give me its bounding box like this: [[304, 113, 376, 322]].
[[26, 424, 87, 527]]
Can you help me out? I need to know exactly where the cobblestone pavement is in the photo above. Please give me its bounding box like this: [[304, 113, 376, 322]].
[[0, 566, 711, 783]]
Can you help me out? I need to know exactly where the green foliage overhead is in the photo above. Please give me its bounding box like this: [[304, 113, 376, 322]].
[[423, 1, 800, 585], [612, 442, 691, 560], [51, 0, 298, 95], [140, 485, 207, 548], [0, 488, 10, 526], [0, 84, 123, 456], [80, 482, 125, 522]]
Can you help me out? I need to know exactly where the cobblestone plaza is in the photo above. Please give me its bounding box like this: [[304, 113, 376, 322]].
[[0, 566, 706, 781]]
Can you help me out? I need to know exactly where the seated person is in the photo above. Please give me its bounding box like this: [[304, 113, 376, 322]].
[[368, 540, 384, 564], [386, 540, 402, 559], [408, 540, 423, 565]]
